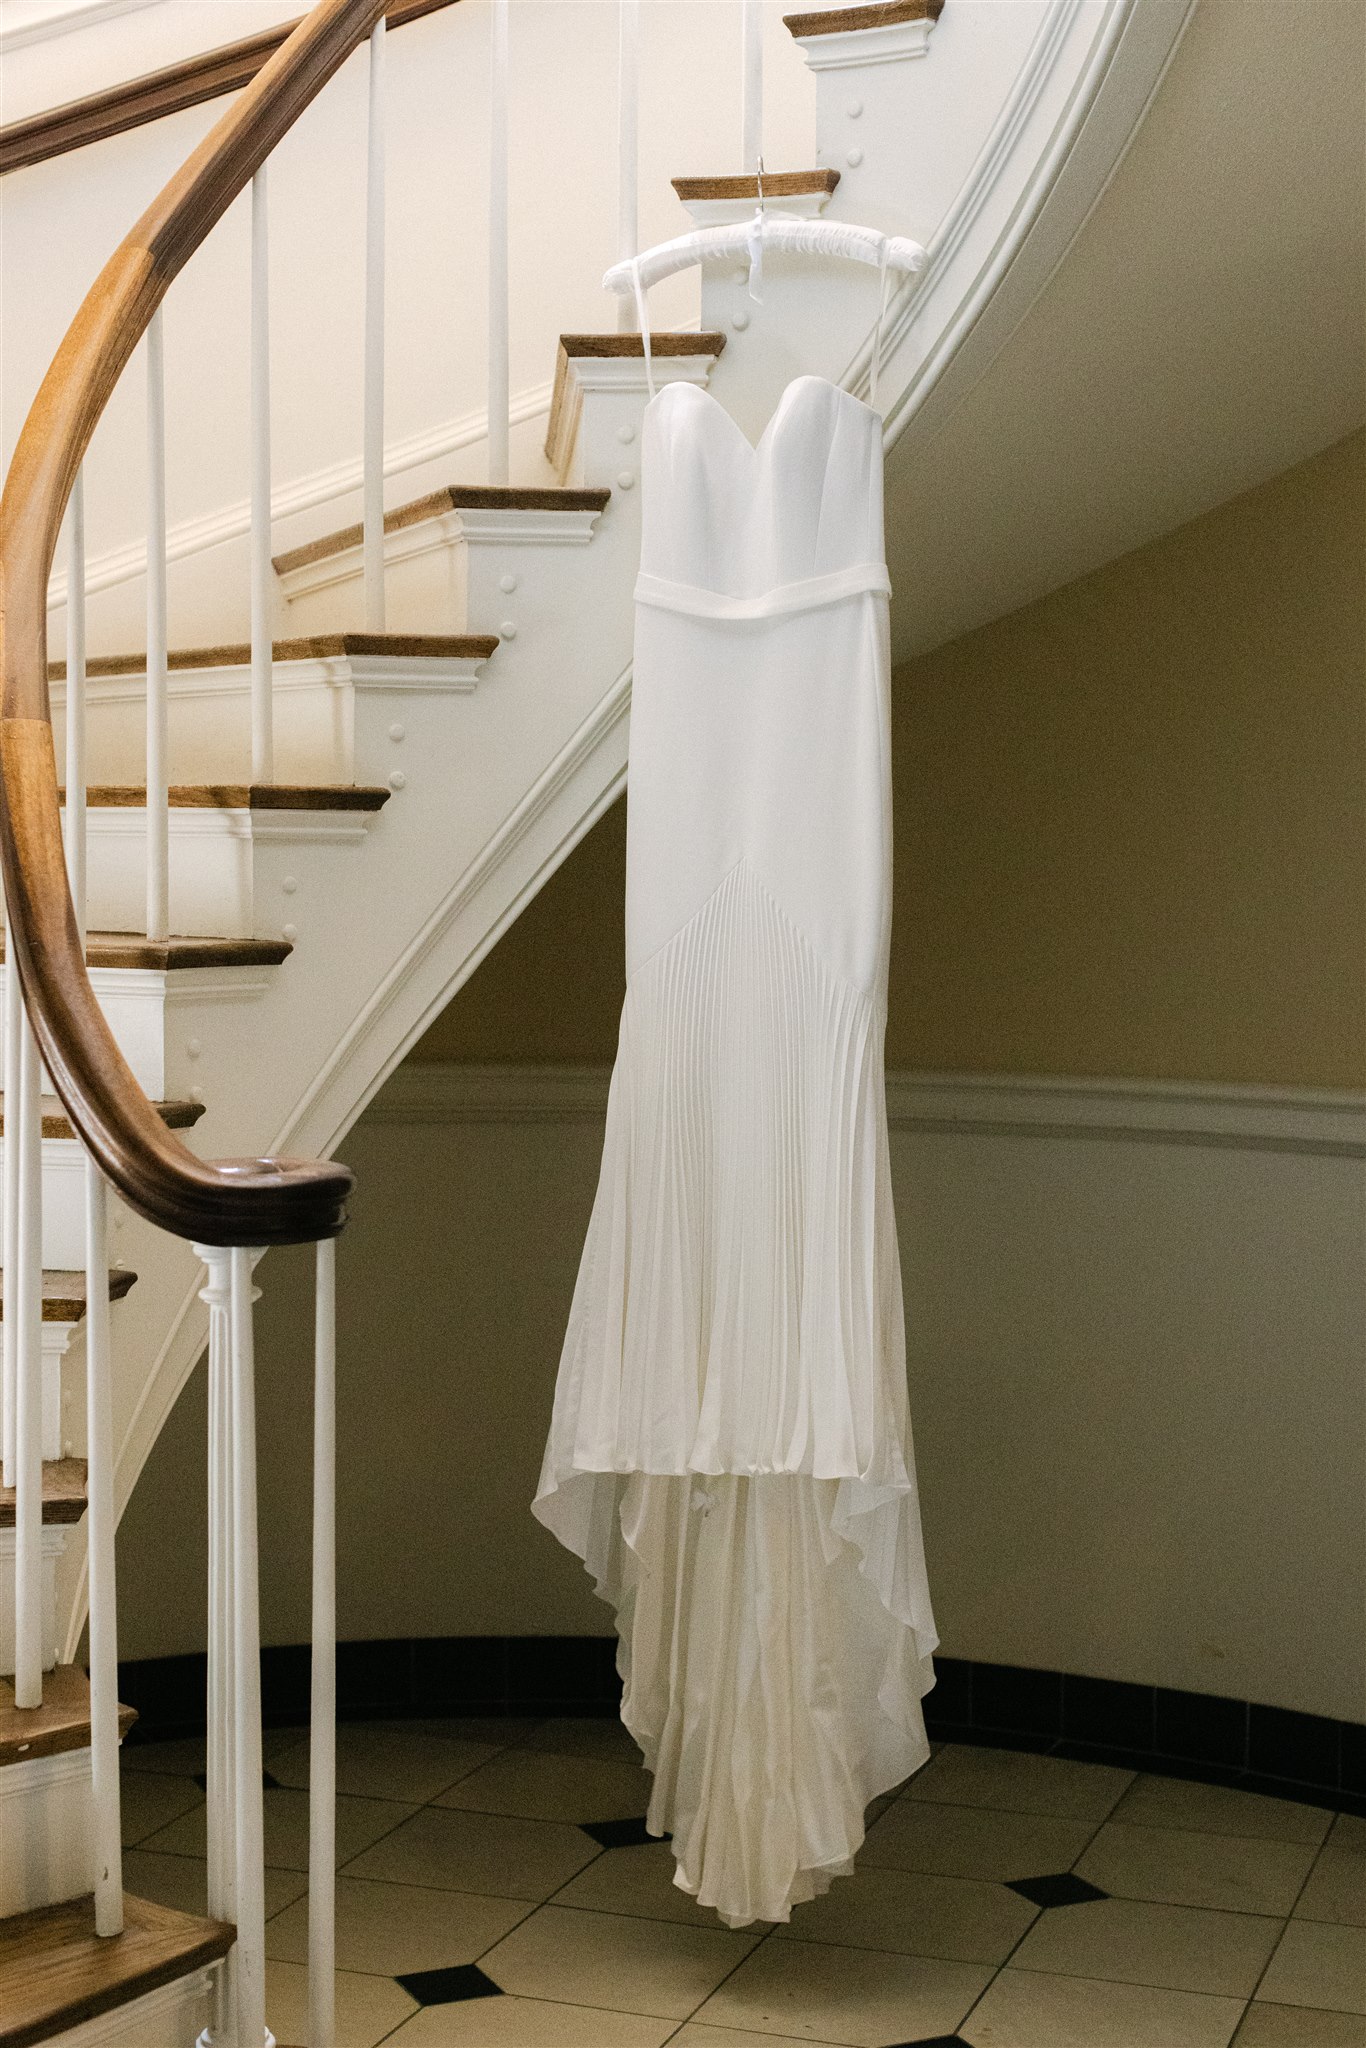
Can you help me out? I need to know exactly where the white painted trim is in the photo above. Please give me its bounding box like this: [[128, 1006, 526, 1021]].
[[277, 503, 604, 605], [793, 14, 936, 71], [0, 1742, 89, 1796], [44, 383, 554, 613], [49, 651, 491, 710], [0, 0, 159, 53], [52, 1967, 217, 2047], [365, 1064, 1366, 1157]]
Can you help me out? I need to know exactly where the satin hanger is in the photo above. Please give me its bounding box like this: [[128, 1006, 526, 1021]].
[[603, 158, 925, 408]]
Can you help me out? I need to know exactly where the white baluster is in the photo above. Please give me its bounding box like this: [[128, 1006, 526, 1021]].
[[487, 0, 510, 484], [741, 0, 763, 174], [230, 1245, 267, 2048], [363, 19, 387, 632], [85, 1160, 123, 1934], [12, 1008, 43, 1707], [250, 168, 274, 785], [1, 910, 17, 1490], [199, 1246, 237, 2048], [308, 1238, 337, 2048], [616, 0, 639, 334], [145, 308, 169, 944], [66, 468, 88, 947]]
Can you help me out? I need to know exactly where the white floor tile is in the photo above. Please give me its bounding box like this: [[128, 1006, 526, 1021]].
[[773, 1861, 1039, 1964], [905, 1744, 1134, 1822], [552, 1838, 724, 1926], [1236, 2002, 1366, 2044], [962, 1966, 1244, 2047], [1078, 1820, 1318, 1915], [122, 1847, 307, 1921], [1259, 1921, 1366, 2016], [265, 1873, 530, 1973], [1113, 1777, 1334, 1847], [433, 1746, 652, 1825], [693, 1934, 992, 2045], [1011, 1892, 1282, 1996], [385, 1997, 676, 2045], [481, 1902, 759, 2019], [341, 1804, 599, 1901], [118, 1770, 204, 1846], [140, 1785, 416, 1872], [862, 1796, 1095, 1883], [269, 1724, 499, 1804], [1297, 1836, 1366, 1928], [264, 1958, 416, 2048]]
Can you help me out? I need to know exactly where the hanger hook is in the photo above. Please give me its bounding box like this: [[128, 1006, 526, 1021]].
[[756, 154, 765, 211]]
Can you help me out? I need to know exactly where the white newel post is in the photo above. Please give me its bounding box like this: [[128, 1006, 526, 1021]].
[[741, 0, 763, 173], [487, 0, 510, 483], [616, 0, 640, 333], [12, 1006, 43, 1706], [66, 466, 88, 946], [309, 1238, 337, 2048], [363, 18, 387, 633], [145, 307, 170, 944], [85, 1159, 123, 1934], [250, 167, 274, 784], [198, 1243, 272, 2048]]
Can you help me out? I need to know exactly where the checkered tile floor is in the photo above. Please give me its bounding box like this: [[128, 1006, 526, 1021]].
[[119, 1717, 1366, 2046]]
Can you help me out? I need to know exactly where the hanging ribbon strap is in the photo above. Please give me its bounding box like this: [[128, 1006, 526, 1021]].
[[631, 257, 656, 401], [868, 239, 891, 413]]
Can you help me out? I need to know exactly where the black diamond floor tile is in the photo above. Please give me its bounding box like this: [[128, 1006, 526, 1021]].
[[394, 1963, 503, 2007], [580, 1815, 662, 1849], [1007, 1870, 1109, 1909]]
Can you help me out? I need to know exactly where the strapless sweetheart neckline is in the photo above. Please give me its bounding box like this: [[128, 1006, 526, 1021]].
[[647, 372, 879, 457]]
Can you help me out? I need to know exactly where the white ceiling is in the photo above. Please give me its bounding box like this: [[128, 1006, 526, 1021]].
[[885, 0, 1366, 663]]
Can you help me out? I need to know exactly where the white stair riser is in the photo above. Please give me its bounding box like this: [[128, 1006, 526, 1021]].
[[47, 1966, 218, 2047], [51, 651, 489, 787], [550, 355, 716, 488], [0, 1748, 95, 1914], [278, 508, 469, 636], [0, 1525, 66, 1676], [79, 808, 376, 942]]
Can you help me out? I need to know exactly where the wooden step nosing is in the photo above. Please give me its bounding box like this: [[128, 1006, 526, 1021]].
[[784, 0, 944, 34], [0, 1892, 234, 2048], [672, 169, 840, 201], [57, 784, 391, 814], [48, 632, 500, 683], [0, 934, 293, 971], [272, 485, 612, 577]]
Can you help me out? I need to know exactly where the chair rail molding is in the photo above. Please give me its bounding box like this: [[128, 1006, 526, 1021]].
[[0, 0, 160, 54], [365, 1064, 1366, 1157]]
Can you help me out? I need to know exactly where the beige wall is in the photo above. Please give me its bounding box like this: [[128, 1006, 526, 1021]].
[[118, 436, 1366, 1721], [414, 429, 1366, 1088]]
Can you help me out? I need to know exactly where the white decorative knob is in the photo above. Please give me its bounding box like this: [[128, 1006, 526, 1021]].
[[499, 620, 518, 638], [846, 147, 864, 168], [389, 770, 407, 790], [186, 1037, 202, 1060], [616, 471, 635, 490], [732, 310, 750, 332], [499, 572, 518, 592], [617, 424, 636, 445], [388, 722, 405, 741], [282, 923, 298, 942], [847, 99, 863, 118], [282, 875, 298, 895]]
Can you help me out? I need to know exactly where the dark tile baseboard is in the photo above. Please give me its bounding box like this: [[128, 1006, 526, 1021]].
[[118, 1638, 1365, 1816]]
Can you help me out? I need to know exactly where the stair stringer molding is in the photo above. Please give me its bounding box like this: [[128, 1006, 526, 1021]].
[[53, 0, 1196, 1662]]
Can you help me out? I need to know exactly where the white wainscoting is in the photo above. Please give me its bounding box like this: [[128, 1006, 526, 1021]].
[[118, 1064, 1365, 1725]]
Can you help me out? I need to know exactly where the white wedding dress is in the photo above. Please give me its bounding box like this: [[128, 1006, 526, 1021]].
[[533, 372, 938, 1928]]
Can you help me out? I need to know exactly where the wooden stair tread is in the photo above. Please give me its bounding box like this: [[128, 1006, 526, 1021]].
[[673, 169, 840, 201], [274, 484, 612, 576], [0, 1458, 89, 1530], [548, 332, 727, 470], [48, 632, 499, 682], [785, 0, 944, 33], [0, 1095, 203, 1139], [0, 932, 292, 970], [0, 1662, 135, 1766], [0, 1271, 138, 1327], [58, 784, 390, 812], [0, 1891, 232, 2047]]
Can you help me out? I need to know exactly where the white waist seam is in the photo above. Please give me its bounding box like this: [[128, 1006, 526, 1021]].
[[635, 561, 891, 621]]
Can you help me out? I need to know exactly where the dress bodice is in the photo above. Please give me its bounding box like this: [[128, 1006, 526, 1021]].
[[635, 377, 889, 620]]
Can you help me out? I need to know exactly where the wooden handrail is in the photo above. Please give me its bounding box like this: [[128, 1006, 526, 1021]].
[[0, 0, 461, 178], [0, 0, 390, 1246]]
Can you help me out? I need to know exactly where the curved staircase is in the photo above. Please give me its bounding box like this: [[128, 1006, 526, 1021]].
[[0, 0, 1195, 2037]]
